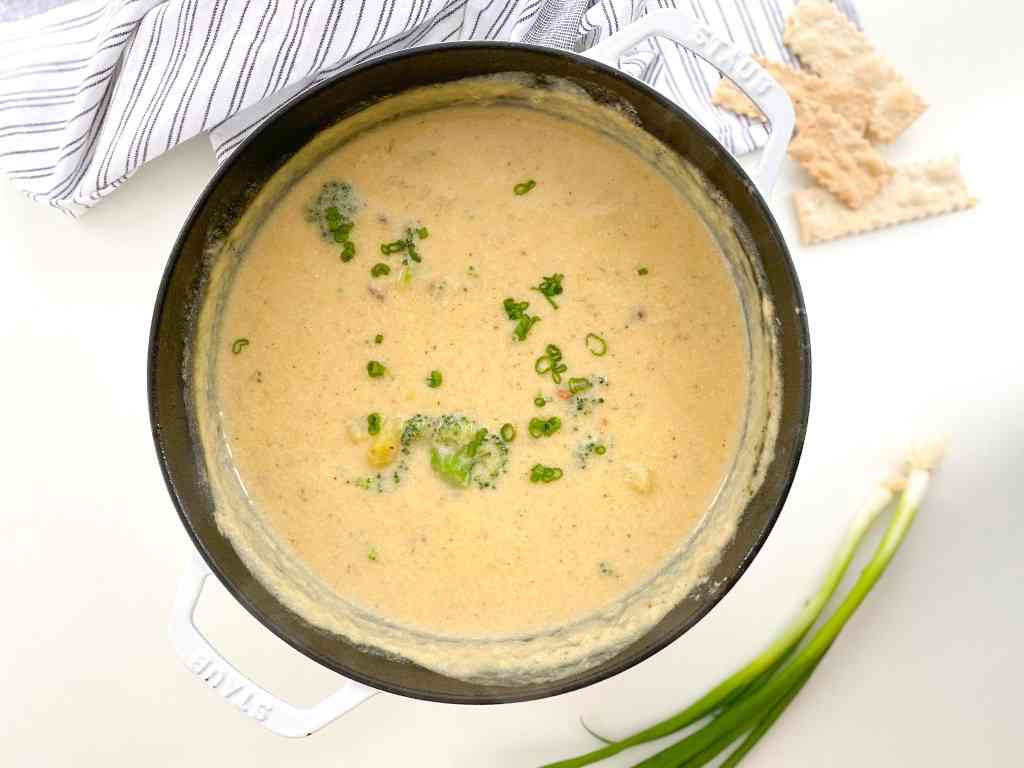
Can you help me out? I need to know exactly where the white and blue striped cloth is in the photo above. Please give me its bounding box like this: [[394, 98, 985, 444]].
[[0, 0, 858, 216]]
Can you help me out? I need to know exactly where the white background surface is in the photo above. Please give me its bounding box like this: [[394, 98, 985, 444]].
[[1, 1, 1021, 764]]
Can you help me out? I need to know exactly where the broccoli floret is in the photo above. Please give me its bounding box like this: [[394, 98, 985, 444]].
[[305, 181, 359, 242], [428, 415, 508, 489]]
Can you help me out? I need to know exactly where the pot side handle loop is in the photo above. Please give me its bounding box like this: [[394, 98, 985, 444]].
[[585, 7, 795, 198], [170, 553, 378, 737]]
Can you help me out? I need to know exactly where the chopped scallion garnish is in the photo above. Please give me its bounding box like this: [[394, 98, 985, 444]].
[[529, 464, 563, 483], [500, 423, 516, 442], [568, 377, 591, 394], [367, 360, 387, 378], [340, 240, 356, 262], [534, 395, 547, 408], [367, 413, 382, 435], [585, 333, 608, 357], [374, 334, 384, 344], [528, 416, 562, 438], [637, 266, 649, 276], [426, 370, 443, 388], [535, 343, 568, 384], [231, 338, 249, 354], [532, 273, 565, 309], [514, 179, 537, 195], [371, 262, 390, 277], [503, 297, 540, 341]]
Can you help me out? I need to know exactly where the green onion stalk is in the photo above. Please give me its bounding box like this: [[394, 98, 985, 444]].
[[541, 443, 944, 768]]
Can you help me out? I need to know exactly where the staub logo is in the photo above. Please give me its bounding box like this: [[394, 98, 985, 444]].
[[690, 24, 773, 96], [188, 650, 273, 722]]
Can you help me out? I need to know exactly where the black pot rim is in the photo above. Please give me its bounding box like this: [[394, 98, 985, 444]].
[[149, 40, 811, 705]]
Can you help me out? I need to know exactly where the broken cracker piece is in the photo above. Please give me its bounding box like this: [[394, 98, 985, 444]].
[[784, 0, 926, 142], [789, 102, 891, 209], [793, 157, 976, 245], [712, 56, 874, 135]]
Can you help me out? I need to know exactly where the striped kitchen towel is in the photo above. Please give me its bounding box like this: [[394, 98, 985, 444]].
[[0, 0, 859, 216]]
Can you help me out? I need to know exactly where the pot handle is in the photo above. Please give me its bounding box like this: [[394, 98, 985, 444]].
[[169, 553, 378, 737], [585, 7, 795, 198]]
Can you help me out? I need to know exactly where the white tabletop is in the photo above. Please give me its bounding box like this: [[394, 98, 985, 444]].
[[1, 1, 1020, 765]]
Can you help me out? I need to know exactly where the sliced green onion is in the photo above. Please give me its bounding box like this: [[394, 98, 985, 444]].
[[367, 360, 387, 378], [594, 444, 606, 455], [367, 547, 378, 562], [530, 464, 563, 483], [231, 338, 249, 354], [333, 229, 347, 243], [427, 370, 443, 388], [381, 240, 406, 255], [514, 179, 537, 195], [568, 377, 591, 394], [504, 297, 530, 320], [534, 395, 547, 407], [340, 241, 356, 262], [374, 334, 384, 344], [500, 423, 516, 442], [528, 416, 561, 438], [637, 266, 649, 276], [416, 226, 429, 239], [535, 343, 568, 383], [325, 206, 342, 224], [514, 314, 540, 341], [371, 262, 391, 277], [367, 413, 382, 435], [533, 273, 565, 309], [585, 333, 608, 357]]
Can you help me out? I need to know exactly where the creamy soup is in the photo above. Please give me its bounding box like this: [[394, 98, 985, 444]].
[[194, 77, 779, 684]]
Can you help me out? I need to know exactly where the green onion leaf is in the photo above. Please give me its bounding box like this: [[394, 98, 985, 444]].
[[514, 179, 537, 195], [325, 206, 342, 224], [340, 240, 356, 262], [540, 447, 945, 768], [371, 262, 391, 277], [534, 395, 547, 408], [231, 338, 250, 354], [500, 423, 516, 442], [374, 334, 384, 344], [637, 266, 649, 276], [427, 370, 443, 388], [367, 360, 387, 378]]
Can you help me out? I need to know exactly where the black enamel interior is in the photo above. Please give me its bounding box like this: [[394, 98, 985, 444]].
[[148, 43, 810, 704]]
